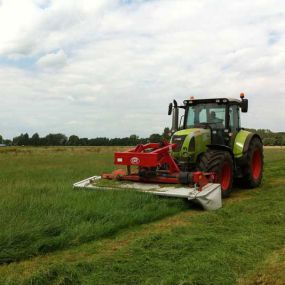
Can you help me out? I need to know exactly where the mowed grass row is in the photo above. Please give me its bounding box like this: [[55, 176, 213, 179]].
[[2, 149, 283, 285], [0, 147, 188, 264]]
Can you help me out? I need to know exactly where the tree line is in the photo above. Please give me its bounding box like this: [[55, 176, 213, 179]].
[[245, 129, 285, 146], [0, 128, 284, 146], [0, 128, 171, 146]]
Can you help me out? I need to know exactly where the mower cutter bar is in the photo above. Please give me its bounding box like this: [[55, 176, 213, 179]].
[[101, 169, 216, 191], [73, 176, 222, 211]]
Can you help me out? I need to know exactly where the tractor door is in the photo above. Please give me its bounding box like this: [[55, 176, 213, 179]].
[[228, 104, 240, 147], [207, 105, 227, 145]]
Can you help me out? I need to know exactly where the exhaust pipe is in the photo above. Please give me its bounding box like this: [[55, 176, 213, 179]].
[[171, 100, 179, 132]]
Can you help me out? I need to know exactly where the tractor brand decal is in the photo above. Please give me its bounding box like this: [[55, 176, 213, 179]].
[[130, 157, 140, 165]]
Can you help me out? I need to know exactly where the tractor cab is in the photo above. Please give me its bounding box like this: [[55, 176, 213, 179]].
[[169, 94, 248, 147]]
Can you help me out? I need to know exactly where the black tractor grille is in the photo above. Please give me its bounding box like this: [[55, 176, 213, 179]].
[[171, 135, 186, 152]]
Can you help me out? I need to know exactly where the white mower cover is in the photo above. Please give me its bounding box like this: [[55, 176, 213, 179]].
[[73, 176, 222, 211], [188, 183, 222, 211]]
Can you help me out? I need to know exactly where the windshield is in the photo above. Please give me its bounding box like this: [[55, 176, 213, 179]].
[[185, 103, 226, 129]]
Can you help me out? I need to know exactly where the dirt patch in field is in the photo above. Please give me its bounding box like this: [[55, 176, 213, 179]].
[[264, 146, 284, 149], [238, 247, 285, 285], [268, 178, 285, 187]]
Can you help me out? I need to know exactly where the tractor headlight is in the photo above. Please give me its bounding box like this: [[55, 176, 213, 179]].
[[171, 135, 187, 152], [188, 137, 195, 152]]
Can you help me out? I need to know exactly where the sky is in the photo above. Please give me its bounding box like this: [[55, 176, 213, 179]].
[[0, 0, 284, 139]]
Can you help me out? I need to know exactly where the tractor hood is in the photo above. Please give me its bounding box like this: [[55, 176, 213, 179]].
[[171, 128, 211, 161]]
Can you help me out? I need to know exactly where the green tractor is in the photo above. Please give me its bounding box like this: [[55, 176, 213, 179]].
[[168, 93, 263, 197]]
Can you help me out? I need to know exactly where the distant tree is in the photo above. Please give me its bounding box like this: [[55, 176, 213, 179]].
[[162, 127, 171, 141], [88, 137, 110, 146], [3, 139, 12, 146], [39, 137, 46, 146], [13, 133, 29, 146], [263, 137, 274, 146], [275, 135, 284, 146], [30, 133, 40, 146], [138, 137, 148, 145], [12, 135, 20, 145], [129, 134, 139, 145], [79, 138, 88, 146], [0, 134, 3, 144], [149, 133, 162, 143], [22, 133, 29, 145], [246, 128, 285, 146], [110, 138, 121, 146], [67, 135, 80, 146], [45, 133, 67, 146]]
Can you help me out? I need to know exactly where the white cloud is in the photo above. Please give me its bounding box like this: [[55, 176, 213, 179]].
[[33, 0, 50, 9], [37, 49, 67, 69], [0, 0, 285, 139]]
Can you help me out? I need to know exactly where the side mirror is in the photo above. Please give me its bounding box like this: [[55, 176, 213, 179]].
[[168, 103, 173, 115], [241, 99, 248, 113]]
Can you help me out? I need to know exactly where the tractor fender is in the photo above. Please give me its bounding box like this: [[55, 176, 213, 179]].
[[234, 132, 263, 178], [243, 133, 263, 154], [234, 130, 262, 159]]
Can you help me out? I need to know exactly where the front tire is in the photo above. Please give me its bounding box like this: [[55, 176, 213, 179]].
[[198, 150, 234, 197], [240, 137, 263, 188]]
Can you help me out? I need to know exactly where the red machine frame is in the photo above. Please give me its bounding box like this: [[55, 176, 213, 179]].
[[102, 141, 216, 191]]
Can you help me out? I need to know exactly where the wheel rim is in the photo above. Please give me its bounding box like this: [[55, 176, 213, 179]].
[[221, 163, 232, 192], [252, 150, 262, 180]]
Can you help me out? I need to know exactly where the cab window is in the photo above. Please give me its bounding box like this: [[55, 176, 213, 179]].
[[229, 105, 240, 132], [186, 103, 226, 129]]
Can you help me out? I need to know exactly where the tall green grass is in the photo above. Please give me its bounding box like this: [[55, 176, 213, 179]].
[[3, 149, 283, 285], [80, 182, 285, 285], [0, 148, 188, 264]]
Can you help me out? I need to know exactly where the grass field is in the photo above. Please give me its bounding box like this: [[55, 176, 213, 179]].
[[0, 147, 284, 284]]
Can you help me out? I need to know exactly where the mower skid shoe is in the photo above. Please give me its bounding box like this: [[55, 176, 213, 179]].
[[146, 183, 222, 210], [188, 183, 222, 211]]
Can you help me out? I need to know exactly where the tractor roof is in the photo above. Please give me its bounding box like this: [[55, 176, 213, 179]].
[[183, 97, 242, 105]]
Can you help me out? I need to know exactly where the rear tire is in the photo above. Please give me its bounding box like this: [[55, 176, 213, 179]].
[[239, 137, 263, 188], [198, 150, 234, 197]]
